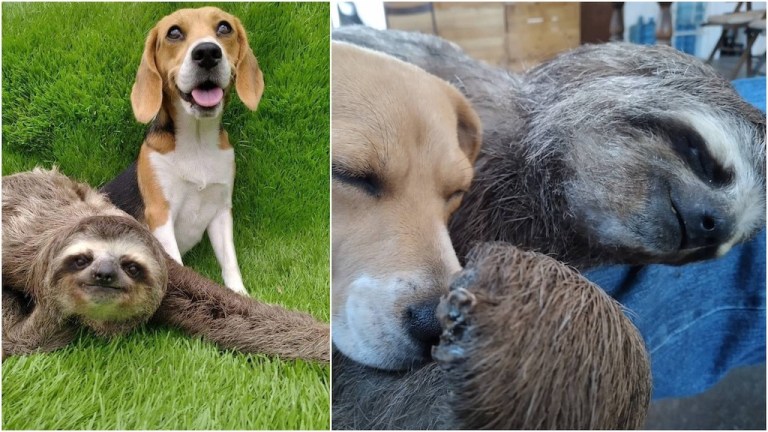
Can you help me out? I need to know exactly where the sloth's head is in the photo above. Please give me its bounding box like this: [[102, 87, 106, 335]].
[[524, 43, 765, 264], [45, 215, 168, 335]]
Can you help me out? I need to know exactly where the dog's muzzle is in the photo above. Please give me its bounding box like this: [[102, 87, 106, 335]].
[[177, 40, 231, 110]]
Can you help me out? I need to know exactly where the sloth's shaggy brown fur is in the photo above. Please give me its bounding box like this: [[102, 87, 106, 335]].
[[156, 259, 329, 361], [333, 243, 650, 429], [2, 168, 168, 357], [2, 168, 329, 362]]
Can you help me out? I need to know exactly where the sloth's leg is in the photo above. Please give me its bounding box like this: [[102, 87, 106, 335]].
[[2, 289, 76, 359], [151, 258, 330, 362]]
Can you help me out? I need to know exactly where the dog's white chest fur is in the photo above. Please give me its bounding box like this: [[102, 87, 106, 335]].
[[149, 120, 234, 255]]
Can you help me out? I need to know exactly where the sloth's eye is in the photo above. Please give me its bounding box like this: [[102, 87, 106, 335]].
[[122, 262, 142, 279], [217, 21, 232, 35], [671, 133, 733, 186], [167, 26, 183, 41], [71, 255, 92, 271], [332, 165, 382, 198]]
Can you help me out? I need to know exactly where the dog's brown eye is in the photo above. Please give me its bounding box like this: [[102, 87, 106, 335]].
[[448, 191, 465, 202], [332, 166, 382, 198], [167, 26, 183, 40], [122, 261, 143, 279], [217, 21, 232, 35]]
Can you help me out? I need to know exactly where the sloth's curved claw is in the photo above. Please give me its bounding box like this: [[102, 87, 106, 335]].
[[433, 283, 477, 364]]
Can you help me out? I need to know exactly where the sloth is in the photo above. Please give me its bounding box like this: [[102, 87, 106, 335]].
[[2, 168, 329, 362], [334, 27, 766, 269], [331, 28, 765, 429], [333, 243, 651, 429]]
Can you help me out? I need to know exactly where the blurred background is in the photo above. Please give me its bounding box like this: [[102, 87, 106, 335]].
[[333, 1, 766, 79], [332, 1, 766, 429]]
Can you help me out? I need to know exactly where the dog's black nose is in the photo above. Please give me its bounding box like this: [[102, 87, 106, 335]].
[[192, 42, 222, 70], [405, 300, 442, 348]]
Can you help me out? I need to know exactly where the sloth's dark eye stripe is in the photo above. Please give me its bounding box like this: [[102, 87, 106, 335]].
[[668, 129, 734, 186], [630, 115, 734, 187], [332, 165, 382, 198]]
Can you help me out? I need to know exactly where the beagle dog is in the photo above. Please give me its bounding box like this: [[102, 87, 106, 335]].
[[331, 42, 482, 370], [102, 7, 263, 295]]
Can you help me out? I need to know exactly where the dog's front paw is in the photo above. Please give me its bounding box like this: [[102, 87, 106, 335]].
[[223, 275, 249, 296]]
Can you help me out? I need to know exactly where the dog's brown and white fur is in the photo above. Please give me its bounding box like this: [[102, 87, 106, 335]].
[[332, 42, 481, 370], [103, 7, 264, 294]]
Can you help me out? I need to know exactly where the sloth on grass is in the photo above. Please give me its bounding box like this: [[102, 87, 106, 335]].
[[2, 168, 329, 362]]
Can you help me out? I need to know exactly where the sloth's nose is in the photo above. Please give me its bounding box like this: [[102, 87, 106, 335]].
[[405, 300, 442, 349], [675, 202, 731, 250], [92, 261, 117, 284]]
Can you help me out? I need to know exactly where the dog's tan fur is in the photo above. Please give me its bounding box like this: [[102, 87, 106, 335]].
[[132, 6, 263, 125], [331, 42, 481, 370], [132, 6, 262, 234], [102, 7, 266, 294]]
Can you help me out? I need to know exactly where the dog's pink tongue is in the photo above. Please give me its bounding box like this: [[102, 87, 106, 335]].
[[191, 87, 224, 107]]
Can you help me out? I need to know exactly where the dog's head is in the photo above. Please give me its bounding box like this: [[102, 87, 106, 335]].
[[132, 6, 264, 122], [332, 42, 482, 370]]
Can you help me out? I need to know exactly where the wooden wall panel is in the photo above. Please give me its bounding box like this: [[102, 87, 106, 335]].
[[506, 2, 581, 69], [434, 2, 507, 65]]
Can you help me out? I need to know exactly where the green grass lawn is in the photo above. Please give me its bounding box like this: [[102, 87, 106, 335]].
[[2, 2, 330, 429]]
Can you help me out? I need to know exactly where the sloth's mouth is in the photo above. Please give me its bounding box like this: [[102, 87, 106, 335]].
[[81, 283, 125, 292], [178, 81, 224, 108], [670, 199, 687, 250]]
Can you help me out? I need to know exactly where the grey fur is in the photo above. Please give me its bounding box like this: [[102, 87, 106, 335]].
[[334, 27, 765, 268]]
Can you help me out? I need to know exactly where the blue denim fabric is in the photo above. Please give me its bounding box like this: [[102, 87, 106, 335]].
[[585, 229, 766, 399], [582, 77, 767, 400]]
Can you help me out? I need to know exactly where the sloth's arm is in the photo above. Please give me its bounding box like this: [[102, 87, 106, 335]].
[[333, 244, 651, 430], [2, 289, 76, 359], [151, 258, 330, 363]]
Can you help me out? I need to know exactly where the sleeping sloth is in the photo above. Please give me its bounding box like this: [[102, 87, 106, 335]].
[[332, 28, 766, 429], [335, 27, 766, 269], [2, 168, 329, 362]]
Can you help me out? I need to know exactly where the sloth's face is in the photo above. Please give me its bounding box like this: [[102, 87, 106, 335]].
[[565, 111, 764, 264], [50, 218, 168, 334], [527, 44, 766, 264]]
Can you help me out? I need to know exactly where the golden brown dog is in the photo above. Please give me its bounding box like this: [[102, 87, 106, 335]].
[[103, 7, 264, 294], [332, 42, 482, 370]]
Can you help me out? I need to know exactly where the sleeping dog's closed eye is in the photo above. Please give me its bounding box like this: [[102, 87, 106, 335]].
[[332, 165, 383, 198]]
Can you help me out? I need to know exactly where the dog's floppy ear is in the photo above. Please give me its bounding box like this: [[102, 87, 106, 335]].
[[454, 96, 483, 164], [131, 27, 163, 124], [233, 17, 264, 111]]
